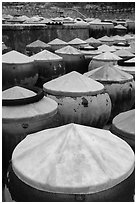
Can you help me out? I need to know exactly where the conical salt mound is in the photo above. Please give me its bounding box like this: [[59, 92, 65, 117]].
[[98, 44, 116, 52], [98, 36, 114, 42], [68, 38, 87, 45], [114, 49, 135, 58], [26, 40, 50, 48], [2, 86, 35, 100], [48, 38, 68, 45], [2, 86, 58, 120], [12, 123, 134, 194], [114, 24, 127, 29], [55, 45, 82, 55], [30, 50, 62, 61], [85, 37, 102, 44], [2, 50, 34, 64], [93, 51, 121, 60], [84, 64, 133, 83], [43, 71, 104, 96]]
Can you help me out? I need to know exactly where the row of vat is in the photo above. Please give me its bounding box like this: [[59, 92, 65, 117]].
[[2, 32, 135, 201]]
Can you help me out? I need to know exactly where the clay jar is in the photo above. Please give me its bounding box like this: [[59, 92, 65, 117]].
[[55, 45, 86, 74], [79, 45, 99, 70], [43, 71, 111, 128], [98, 36, 114, 46], [68, 38, 88, 49], [111, 109, 135, 151], [8, 123, 134, 202], [2, 50, 38, 90], [2, 86, 61, 179], [85, 37, 102, 48], [26, 40, 52, 56], [88, 51, 121, 71], [31, 50, 66, 85], [48, 38, 68, 52], [84, 64, 135, 120]]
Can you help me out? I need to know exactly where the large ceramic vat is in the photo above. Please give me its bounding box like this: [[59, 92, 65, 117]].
[[55, 45, 86, 74], [31, 50, 66, 86], [2, 50, 38, 90], [68, 38, 88, 49], [84, 64, 135, 120], [7, 123, 135, 202], [26, 40, 52, 56], [88, 51, 121, 71], [2, 86, 61, 181], [48, 38, 68, 51], [43, 71, 111, 127]]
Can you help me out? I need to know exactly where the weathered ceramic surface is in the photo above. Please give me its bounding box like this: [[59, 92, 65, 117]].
[[11, 123, 134, 193], [84, 65, 135, 120], [43, 71, 111, 127], [2, 50, 38, 89], [111, 109, 135, 149]]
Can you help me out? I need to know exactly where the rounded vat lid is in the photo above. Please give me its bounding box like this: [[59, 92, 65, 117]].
[[30, 50, 63, 61], [93, 51, 122, 61], [55, 45, 83, 55], [2, 86, 58, 121], [43, 71, 104, 96], [2, 50, 34, 64], [26, 40, 51, 48], [68, 38, 88, 45], [98, 44, 116, 52], [48, 38, 68, 46], [114, 49, 135, 58], [12, 123, 134, 194], [112, 110, 135, 141], [84, 64, 133, 83]]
